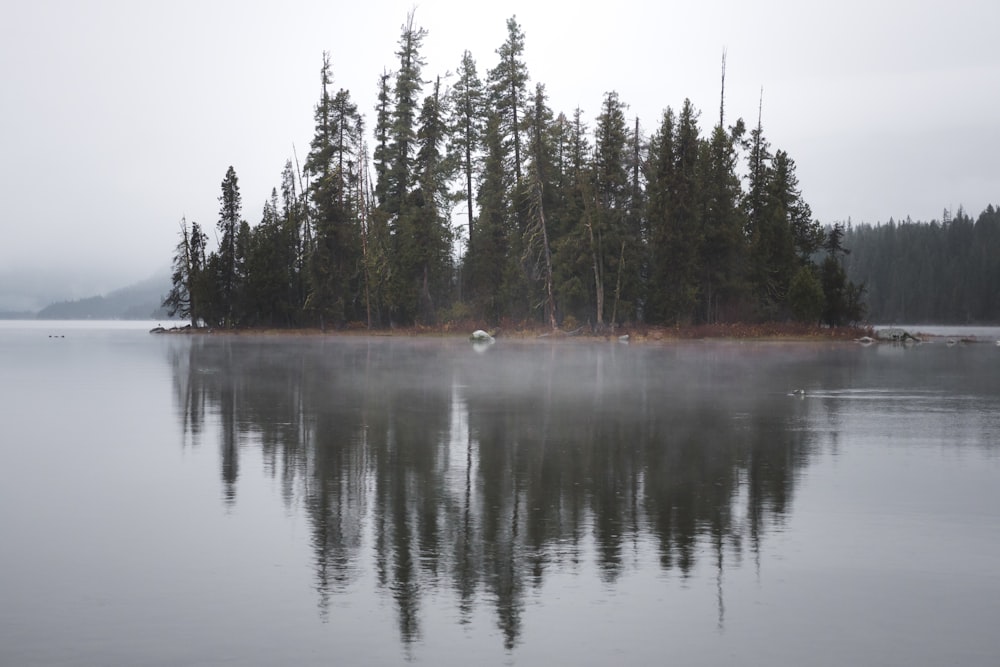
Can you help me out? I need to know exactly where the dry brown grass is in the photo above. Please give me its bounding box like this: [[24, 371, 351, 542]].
[[162, 320, 872, 344]]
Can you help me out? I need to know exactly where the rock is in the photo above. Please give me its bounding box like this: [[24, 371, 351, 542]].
[[469, 329, 495, 343]]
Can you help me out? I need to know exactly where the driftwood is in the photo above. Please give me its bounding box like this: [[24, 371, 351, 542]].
[[150, 324, 203, 334]]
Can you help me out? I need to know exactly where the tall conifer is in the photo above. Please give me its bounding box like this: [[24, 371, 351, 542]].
[[449, 50, 484, 246], [304, 54, 363, 327], [217, 165, 244, 327]]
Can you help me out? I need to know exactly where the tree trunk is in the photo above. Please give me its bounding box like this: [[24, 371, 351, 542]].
[[587, 219, 604, 327], [536, 185, 558, 330], [611, 239, 625, 327]]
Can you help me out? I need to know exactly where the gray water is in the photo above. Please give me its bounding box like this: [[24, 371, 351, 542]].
[[2, 321, 999, 666]]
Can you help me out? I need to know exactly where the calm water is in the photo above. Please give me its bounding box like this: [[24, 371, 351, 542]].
[[2, 321, 999, 666]]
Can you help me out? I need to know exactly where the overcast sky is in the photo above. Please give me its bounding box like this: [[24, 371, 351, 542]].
[[2, 0, 998, 288]]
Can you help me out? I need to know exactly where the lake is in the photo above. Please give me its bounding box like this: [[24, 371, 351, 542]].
[[2, 321, 999, 666]]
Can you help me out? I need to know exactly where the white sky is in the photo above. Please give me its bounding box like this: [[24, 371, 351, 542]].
[[2, 0, 998, 285]]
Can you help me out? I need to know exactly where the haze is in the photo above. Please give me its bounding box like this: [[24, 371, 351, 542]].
[[2, 0, 997, 304]]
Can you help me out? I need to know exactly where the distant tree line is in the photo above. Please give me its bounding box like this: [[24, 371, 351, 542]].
[[35, 274, 170, 320], [166, 13, 865, 330], [843, 205, 1000, 324]]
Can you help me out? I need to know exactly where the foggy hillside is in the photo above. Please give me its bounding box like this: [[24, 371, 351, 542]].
[[0, 268, 171, 319]]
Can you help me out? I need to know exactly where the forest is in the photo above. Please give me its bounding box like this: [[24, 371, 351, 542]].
[[164, 13, 870, 331], [843, 205, 1000, 324]]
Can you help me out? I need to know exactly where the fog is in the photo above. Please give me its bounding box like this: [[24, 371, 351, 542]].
[[0, 265, 163, 313], [2, 0, 999, 306], [5, 326, 1000, 663]]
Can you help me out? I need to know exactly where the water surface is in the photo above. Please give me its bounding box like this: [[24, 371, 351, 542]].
[[2, 322, 999, 666]]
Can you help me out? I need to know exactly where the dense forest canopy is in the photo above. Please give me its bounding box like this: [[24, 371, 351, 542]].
[[167, 12, 914, 331], [843, 205, 1000, 324]]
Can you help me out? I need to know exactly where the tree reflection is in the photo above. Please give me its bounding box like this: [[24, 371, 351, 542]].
[[169, 337, 819, 650]]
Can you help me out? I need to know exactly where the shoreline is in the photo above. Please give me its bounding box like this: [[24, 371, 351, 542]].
[[149, 321, 879, 343]]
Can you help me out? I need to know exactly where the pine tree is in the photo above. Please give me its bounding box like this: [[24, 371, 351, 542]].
[[279, 159, 308, 320], [386, 10, 426, 219], [244, 190, 284, 326], [233, 218, 252, 323], [489, 17, 529, 186], [163, 216, 208, 327], [771, 151, 824, 261], [372, 69, 393, 208], [744, 93, 771, 243], [753, 148, 825, 318], [396, 76, 454, 324], [378, 10, 429, 323], [788, 264, 825, 323], [743, 100, 807, 317], [592, 91, 635, 325], [644, 109, 673, 323], [552, 107, 596, 325], [367, 70, 395, 326], [522, 83, 558, 329], [625, 115, 647, 319], [645, 101, 702, 324], [217, 165, 244, 327], [466, 110, 511, 322], [697, 119, 747, 323], [820, 222, 865, 326], [304, 54, 363, 328], [449, 50, 484, 247], [485, 16, 532, 319], [160, 14, 869, 332]]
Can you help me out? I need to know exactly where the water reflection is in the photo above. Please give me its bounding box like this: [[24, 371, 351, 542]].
[[167, 338, 819, 649]]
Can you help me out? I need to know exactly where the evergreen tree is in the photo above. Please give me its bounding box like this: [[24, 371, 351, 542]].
[[674, 99, 704, 318], [372, 69, 394, 208], [163, 216, 208, 326], [378, 10, 429, 324], [234, 217, 252, 323], [279, 159, 308, 321], [200, 252, 225, 327], [743, 103, 821, 319], [488, 17, 529, 186], [787, 264, 824, 323], [449, 50, 484, 246], [244, 189, 300, 326], [643, 108, 675, 323], [161, 13, 883, 331], [774, 151, 824, 261], [216, 165, 244, 327], [304, 54, 363, 328], [367, 71, 395, 326], [820, 222, 865, 326], [551, 107, 596, 326], [394, 76, 454, 324], [386, 11, 426, 219], [522, 83, 558, 329], [645, 101, 702, 324], [363, 178, 393, 328], [484, 16, 532, 319], [466, 110, 511, 322], [838, 209, 1000, 324], [592, 91, 635, 325], [744, 96, 771, 243], [697, 118, 746, 323], [625, 115, 647, 319], [824, 220, 848, 257]]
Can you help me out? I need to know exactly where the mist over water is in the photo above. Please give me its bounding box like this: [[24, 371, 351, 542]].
[[2, 324, 999, 666]]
